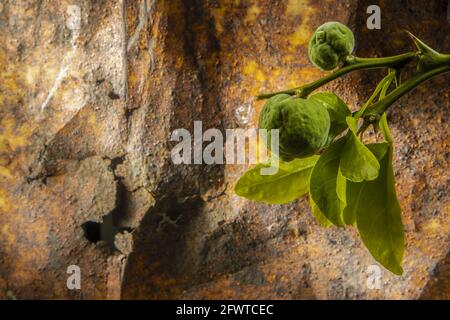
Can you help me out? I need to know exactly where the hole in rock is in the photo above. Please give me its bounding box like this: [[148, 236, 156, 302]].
[[82, 212, 132, 251], [81, 221, 101, 243], [108, 91, 120, 100]]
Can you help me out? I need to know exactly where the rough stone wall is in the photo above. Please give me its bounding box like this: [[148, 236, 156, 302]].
[[0, 0, 448, 299]]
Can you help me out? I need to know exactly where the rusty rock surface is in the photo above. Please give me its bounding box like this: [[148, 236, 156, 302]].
[[0, 0, 449, 299]]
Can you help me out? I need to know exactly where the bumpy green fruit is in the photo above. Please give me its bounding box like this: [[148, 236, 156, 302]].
[[310, 92, 351, 143], [259, 94, 330, 161], [308, 21, 355, 70]]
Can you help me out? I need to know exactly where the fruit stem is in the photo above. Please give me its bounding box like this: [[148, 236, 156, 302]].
[[256, 52, 417, 100], [362, 64, 450, 118]]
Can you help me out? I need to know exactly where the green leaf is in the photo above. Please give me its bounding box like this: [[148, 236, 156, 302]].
[[340, 117, 380, 182], [343, 143, 389, 226], [309, 92, 351, 140], [235, 156, 319, 204], [309, 138, 347, 226], [347, 143, 404, 275], [309, 194, 333, 227]]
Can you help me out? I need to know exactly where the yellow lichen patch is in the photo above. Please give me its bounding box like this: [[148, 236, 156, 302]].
[[290, 24, 313, 47], [211, 7, 226, 34], [270, 68, 282, 80], [421, 218, 442, 233], [0, 189, 12, 212], [242, 61, 267, 97], [0, 64, 26, 106], [243, 61, 266, 83], [284, 54, 296, 62], [0, 166, 13, 180], [1, 73, 22, 97], [244, 3, 261, 23], [286, 65, 322, 88], [241, 35, 250, 43], [0, 116, 33, 150], [128, 69, 138, 90], [285, 0, 317, 49], [286, 0, 310, 16]]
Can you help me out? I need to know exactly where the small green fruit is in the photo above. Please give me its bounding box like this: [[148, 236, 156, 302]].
[[308, 21, 355, 71], [259, 94, 330, 161]]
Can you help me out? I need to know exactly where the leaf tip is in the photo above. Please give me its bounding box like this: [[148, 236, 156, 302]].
[[390, 264, 404, 276]]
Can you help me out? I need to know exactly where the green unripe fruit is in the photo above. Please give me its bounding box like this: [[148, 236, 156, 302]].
[[310, 92, 351, 144], [258, 94, 292, 160], [308, 21, 355, 70], [259, 94, 330, 161]]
